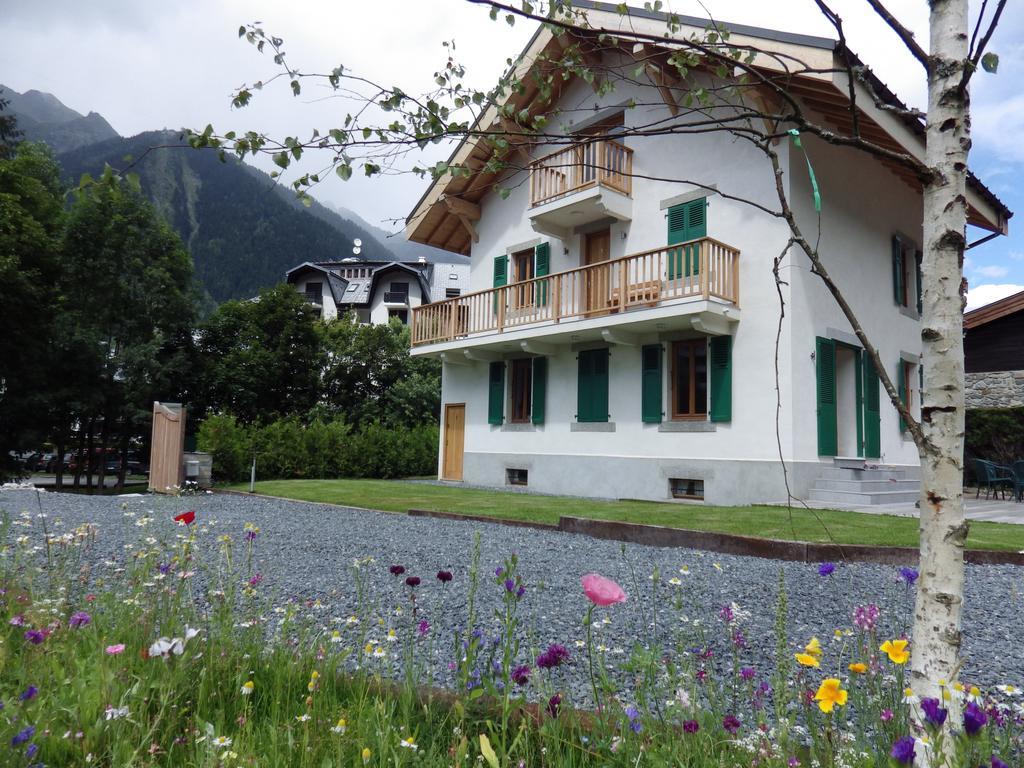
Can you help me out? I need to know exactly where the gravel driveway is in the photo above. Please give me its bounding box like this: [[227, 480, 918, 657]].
[[3, 487, 1023, 700]]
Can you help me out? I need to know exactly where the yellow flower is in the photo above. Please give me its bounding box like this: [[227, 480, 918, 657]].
[[361, 747, 372, 764], [814, 678, 848, 713], [805, 637, 823, 657], [848, 663, 868, 674], [880, 639, 910, 665], [240, 680, 254, 695], [795, 653, 821, 668]]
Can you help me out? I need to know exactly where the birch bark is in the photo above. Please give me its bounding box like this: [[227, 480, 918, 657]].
[[911, 0, 970, 762]]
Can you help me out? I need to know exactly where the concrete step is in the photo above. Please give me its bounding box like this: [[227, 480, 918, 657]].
[[807, 488, 921, 505], [814, 479, 921, 493], [816, 467, 908, 482]]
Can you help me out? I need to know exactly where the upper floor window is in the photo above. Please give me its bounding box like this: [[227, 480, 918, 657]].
[[891, 236, 922, 313], [445, 288, 461, 298]]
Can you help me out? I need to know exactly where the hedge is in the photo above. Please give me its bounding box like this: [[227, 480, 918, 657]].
[[197, 414, 438, 482]]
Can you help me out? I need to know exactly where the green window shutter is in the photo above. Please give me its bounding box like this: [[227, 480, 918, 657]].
[[891, 236, 904, 306], [815, 337, 837, 456], [915, 249, 923, 314], [640, 344, 663, 423], [488, 361, 505, 425], [709, 335, 732, 422], [863, 356, 881, 458], [534, 242, 550, 307], [667, 198, 707, 278], [531, 356, 547, 425], [577, 349, 609, 422], [493, 255, 507, 314], [897, 360, 907, 433]]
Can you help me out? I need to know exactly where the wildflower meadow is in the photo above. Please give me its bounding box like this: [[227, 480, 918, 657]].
[[0, 490, 1020, 767]]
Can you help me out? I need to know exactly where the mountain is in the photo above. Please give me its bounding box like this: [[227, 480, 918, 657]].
[[329, 204, 468, 265], [2, 85, 118, 154], [58, 130, 399, 306]]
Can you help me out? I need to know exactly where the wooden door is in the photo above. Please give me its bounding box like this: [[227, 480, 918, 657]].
[[583, 229, 611, 314], [442, 404, 465, 481]]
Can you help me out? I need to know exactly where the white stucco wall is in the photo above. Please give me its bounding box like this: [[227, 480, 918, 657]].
[[427, 59, 923, 503], [368, 268, 425, 325]]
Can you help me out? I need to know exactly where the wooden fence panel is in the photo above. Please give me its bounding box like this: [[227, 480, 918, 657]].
[[149, 402, 186, 493]]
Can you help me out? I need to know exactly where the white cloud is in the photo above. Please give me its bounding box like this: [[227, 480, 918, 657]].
[[1010, 251, 1024, 262], [965, 283, 1024, 311], [974, 264, 1010, 278]]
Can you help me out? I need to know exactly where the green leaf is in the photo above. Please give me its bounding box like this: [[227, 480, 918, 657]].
[[479, 734, 499, 768], [272, 152, 290, 169], [336, 164, 353, 181], [490, 6, 498, 20], [468, 687, 484, 700], [506, 13, 515, 25], [981, 52, 999, 73], [238, 25, 246, 38], [291, 80, 301, 96]]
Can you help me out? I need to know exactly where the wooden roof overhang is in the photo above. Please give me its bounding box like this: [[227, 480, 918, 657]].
[[964, 288, 1024, 329], [405, 1, 1011, 255]]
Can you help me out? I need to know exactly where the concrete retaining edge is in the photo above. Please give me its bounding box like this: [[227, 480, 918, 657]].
[[216, 491, 1024, 567]]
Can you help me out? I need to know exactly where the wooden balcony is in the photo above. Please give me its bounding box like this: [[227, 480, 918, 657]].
[[411, 237, 740, 348], [529, 139, 633, 208]]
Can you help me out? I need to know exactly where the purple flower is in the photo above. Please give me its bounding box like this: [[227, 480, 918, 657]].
[[818, 562, 836, 577], [24, 629, 45, 645], [389, 565, 405, 576], [247, 573, 263, 588], [890, 736, 916, 765], [740, 667, 756, 681], [920, 697, 948, 728], [732, 630, 747, 649], [881, 709, 893, 722], [504, 578, 516, 593], [495, 567, 504, 579], [511, 665, 531, 686], [853, 604, 880, 631], [682, 719, 699, 733], [416, 620, 430, 637], [963, 701, 988, 736], [536, 644, 570, 669], [405, 576, 421, 587], [25, 743, 38, 759], [515, 585, 525, 599], [991, 757, 1008, 768], [788, 759, 801, 768], [9, 614, 25, 626], [898, 566, 919, 585], [718, 604, 734, 623], [436, 570, 453, 583], [158, 562, 172, 574], [722, 715, 741, 733], [18, 686, 37, 702], [69, 611, 91, 629], [245, 529, 258, 542], [546, 693, 561, 717], [625, 705, 642, 733], [11, 726, 35, 747]]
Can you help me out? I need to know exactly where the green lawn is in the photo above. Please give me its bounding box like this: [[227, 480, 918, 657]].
[[224, 478, 1024, 552]]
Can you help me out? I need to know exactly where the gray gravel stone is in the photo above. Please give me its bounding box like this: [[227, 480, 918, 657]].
[[3, 488, 1023, 703]]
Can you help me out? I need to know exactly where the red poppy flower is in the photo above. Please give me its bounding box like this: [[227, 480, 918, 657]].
[[173, 510, 196, 525]]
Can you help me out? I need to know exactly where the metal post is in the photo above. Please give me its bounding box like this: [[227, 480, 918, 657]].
[[249, 455, 256, 493]]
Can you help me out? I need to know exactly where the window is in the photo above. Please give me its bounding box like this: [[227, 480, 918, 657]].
[[445, 288, 462, 298], [511, 248, 535, 309], [510, 359, 533, 423], [671, 340, 708, 419], [891, 236, 922, 312], [577, 348, 610, 422], [385, 281, 410, 304], [390, 281, 409, 297], [670, 478, 704, 500], [506, 468, 528, 486], [388, 309, 408, 324], [898, 358, 918, 432]]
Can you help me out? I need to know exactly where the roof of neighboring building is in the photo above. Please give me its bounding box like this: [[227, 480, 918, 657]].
[[964, 289, 1024, 330], [404, 0, 1011, 255], [284, 262, 350, 304], [287, 259, 435, 307]]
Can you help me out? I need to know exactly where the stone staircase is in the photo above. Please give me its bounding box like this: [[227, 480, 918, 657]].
[[806, 459, 920, 506]]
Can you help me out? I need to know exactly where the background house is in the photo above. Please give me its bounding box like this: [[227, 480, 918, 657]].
[[965, 289, 1024, 408], [286, 259, 469, 325]]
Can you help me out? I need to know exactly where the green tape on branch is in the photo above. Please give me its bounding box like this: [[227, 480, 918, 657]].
[[788, 128, 821, 213]]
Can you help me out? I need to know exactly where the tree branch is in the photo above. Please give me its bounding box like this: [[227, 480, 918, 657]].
[[863, 0, 930, 71]]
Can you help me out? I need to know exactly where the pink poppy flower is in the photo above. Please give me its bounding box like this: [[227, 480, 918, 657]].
[[105, 644, 126, 655], [581, 573, 627, 606]]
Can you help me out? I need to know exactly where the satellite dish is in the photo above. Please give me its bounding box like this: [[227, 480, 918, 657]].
[[352, 246, 362, 255], [353, 238, 362, 248]]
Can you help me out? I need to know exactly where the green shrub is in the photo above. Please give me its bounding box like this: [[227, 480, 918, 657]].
[[965, 406, 1024, 480], [197, 415, 436, 482]]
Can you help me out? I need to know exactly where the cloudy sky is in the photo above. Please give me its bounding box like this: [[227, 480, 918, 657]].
[[3, 0, 1020, 308]]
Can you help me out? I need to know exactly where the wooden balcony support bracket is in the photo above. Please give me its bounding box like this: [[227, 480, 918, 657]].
[[743, 80, 785, 143], [601, 329, 639, 346], [443, 196, 481, 244], [520, 340, 557, 356], [439, 352, 472, 367], [495, 117, 534, 169], [464, 349, 502, 363], [632, 44, 680, 117]]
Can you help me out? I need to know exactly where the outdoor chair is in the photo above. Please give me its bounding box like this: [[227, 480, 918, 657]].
[[973, 459, 1015, 500], [1013, 460, 1024, 503]]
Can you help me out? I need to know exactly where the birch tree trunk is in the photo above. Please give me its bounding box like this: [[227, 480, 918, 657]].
[[912, 0, 970, 760]]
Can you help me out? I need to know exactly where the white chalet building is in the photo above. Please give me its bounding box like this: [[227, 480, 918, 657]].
[[403, 2, 1011, 505], [286, 259, 469, 326]]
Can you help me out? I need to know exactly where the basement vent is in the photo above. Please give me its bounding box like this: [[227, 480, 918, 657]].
[[670, 478, 704, 500], [506, 468, 528, 486]]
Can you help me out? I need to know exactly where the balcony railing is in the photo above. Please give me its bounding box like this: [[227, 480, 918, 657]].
[[529, 139, 633, 207], [301, 291, 323, 305], [383, 291, 409, 304], [411, 237, 739, 347]]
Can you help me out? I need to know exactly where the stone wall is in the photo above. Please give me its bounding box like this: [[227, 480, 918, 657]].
[[965, 370, 1024, 409]]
